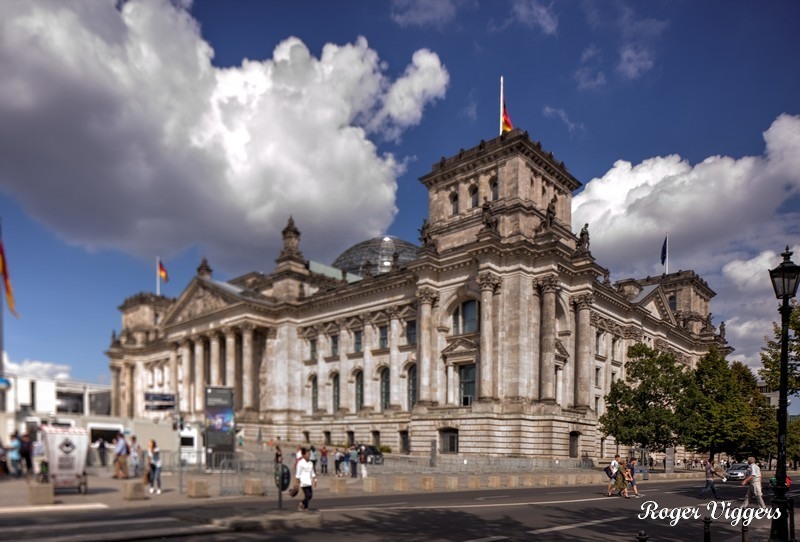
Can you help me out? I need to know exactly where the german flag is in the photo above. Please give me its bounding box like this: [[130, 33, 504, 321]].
[[501, 101, 513, 133], [0, 234, 18, 317], [158, 259, 169, 282]]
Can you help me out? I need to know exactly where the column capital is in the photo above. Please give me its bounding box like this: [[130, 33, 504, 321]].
[[206, 329, 222, 341], [239, 322, 255, 333], [536, 275, 561, 294], [179, 338, 192, 348], [572, 293, 595, 309], [265, 327, 278, 340], [477, 271, 502, 293], [416, 287, 439, 305], [221, 325, 236, 337], [386, 305, 402, 320]]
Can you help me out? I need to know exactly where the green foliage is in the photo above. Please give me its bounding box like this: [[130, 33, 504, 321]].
[[599, 343, 690, 452], [677, 349, 751, 457], [378, 445, 392, 454], [759, 303, 800, 396]]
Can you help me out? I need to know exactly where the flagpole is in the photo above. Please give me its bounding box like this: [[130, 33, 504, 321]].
[[156, 256, 160, 296], [499, 76, 504, 136]]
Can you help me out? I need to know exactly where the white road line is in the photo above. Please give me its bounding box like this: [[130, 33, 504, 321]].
[[546, 491, 578, 495], [474, 495, 510, 501], [0, 503, 109, 515], [0, 516, 179, 535], [527, 515, 628, 534], [320, 495, 614, 513]]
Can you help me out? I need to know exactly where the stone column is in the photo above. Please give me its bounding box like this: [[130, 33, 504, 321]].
[[416, 287, 438, 404], [539, 276, 560, 402], [574, 294, 593, 411], [528, 283, 541, 401], [179, 340, 191, 412], [388, 307, 401, 409], [262, 328, 277, 411], [209, 331, 221, 386], [194, 338, 206, 413], [127, 364, 136, 418], [223, 327, 236, 390], [478, 272, 501, 401], [111, 367, 120, 417], [241, 323, 255, 410], [168, 346, 178, 406]]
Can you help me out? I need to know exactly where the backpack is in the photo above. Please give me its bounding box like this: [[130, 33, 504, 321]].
[[603, 465, 613, 478]]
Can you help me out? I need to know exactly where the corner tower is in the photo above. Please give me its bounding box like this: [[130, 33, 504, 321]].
[[418, 128, 582, 253]]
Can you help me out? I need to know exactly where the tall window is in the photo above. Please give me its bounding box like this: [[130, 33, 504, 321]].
[[569, 431, 580, 458], [330, 334, 339, 357], [490, 179, 499, 201], [450, 193, 459, 215], [460, 364, 476, 406], [332, 374, 340, 412], [595, 367, 601, 387], [406, 320, 417, 345], [310, 339, 317, 360], [668, 294, 677, 313], [380, 368, 390, 411], [311, 375, 318, 412], [355, 370, 364, 411], [407, 364, 418, 409], [452, 300, 479, 335], [469, 186, 478, 208], [379, 325, 389, 349], [354, 330, 363, 353]]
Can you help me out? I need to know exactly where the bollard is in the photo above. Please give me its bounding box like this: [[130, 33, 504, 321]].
[[636, 530, 649, 542], [703, 516, 711, 542], [741, 523, 748, 542]]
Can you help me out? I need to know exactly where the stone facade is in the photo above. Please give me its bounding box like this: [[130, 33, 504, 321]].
[[108, 129, 728, 462]]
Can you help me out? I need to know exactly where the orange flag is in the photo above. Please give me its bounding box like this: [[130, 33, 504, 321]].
[[0, 234, 18, 317], [501, 101, 513, 133], [158, 259, 169, 282]]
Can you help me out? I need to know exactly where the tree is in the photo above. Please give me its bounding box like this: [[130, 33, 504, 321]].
[[731, 361, 777, 460], [677, 347, 749, 459], [600, 343, 690, 452], [759, 302, 800, 395]]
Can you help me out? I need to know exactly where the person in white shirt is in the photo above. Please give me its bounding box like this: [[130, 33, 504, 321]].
[[294, 447, 317, 511], [741, 456, 766, 508], [606, 454, 620, 496]]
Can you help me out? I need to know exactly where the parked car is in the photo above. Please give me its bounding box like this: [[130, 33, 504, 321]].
[[358, 445, 384, 465], [725, 463, 750, 481]]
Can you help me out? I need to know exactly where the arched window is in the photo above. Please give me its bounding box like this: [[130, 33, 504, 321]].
[[380, 368, 390, 411], [452, 299, 480, 335], [450, 193, 459, 216], [332, 373, 340, 412], [490, 179, 499, 201], [469, 186, 478, 208], [569, 431, 581, 458], [407, 364, 418, 410], [355, 370, 364, 411], [311, 375, 318, 412]]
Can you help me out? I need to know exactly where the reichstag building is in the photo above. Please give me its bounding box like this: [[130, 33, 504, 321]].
[[108, 128, 727, 461]]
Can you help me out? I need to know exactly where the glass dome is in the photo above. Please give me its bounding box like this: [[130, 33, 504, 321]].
[[332, 236, 419, 276]]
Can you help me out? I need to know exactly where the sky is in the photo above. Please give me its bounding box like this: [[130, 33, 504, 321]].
[[0, 0, 798, 399]]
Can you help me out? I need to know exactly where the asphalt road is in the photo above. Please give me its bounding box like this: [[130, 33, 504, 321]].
[[0, 479, 793, 541]]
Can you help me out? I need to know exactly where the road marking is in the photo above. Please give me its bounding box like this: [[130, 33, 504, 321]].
[[320, 495, 615, 513], [546, 490, 578, 495], [463, 536, 509, 542], [0, 503, 108, 515], [527, 515, 627, 534], [0, 516, 179, 535], [474, 495, 510, 501]]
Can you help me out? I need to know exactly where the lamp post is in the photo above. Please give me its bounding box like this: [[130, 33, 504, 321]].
[[769, 247, 800, 542]]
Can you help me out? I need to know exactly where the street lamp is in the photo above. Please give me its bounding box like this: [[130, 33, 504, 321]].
[[769, 246, 800, 542]]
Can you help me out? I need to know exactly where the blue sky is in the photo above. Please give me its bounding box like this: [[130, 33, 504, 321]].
[[0, 0, 798, 393]]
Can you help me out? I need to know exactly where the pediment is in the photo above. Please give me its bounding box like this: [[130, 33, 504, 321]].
[[555, 339, 570, 360], [163, 280, 237, 326], [638, 288, 676, 325], [442, 336, 479, 361]]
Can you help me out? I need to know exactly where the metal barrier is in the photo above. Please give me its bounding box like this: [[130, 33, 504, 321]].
[[219, 456, 274, 497]]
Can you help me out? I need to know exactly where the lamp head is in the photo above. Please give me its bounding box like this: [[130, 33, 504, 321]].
[[769, 246, 800, 300]]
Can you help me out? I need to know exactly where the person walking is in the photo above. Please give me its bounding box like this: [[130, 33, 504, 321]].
[[294, 447, 317, 512], [7, 432, 22, 478], [20, 431, 33, 476], [97, 439, 107, 467], [697, 459, 723, 500], [349, 446, 358, 478], [130, 436, 141, 478], [320, 446, 328, 475], [627, 457, 642, 498], [741, 456, 766, 508], [113, 432, 129, 479], [359, 446, 368, 479], [147, 439, 162, 495], [605, 454, 620, 496], [334, 448, 342, 476]]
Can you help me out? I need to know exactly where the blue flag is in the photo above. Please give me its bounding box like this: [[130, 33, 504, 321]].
[[660, 237, 668, 266]]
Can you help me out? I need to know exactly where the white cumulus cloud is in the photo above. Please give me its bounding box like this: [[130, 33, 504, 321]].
[[0, 0, 449, 271], [391, 0, 458, 28], [3, 353, 72, 381], [573, 114, 800, 369]]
